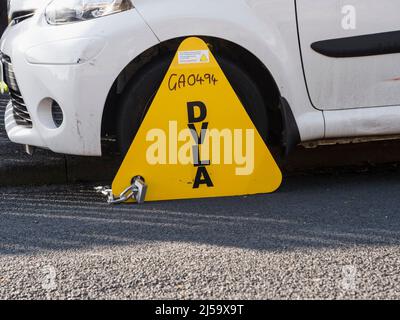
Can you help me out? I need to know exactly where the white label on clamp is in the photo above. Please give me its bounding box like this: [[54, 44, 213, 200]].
[[178, 50, 210, 64]]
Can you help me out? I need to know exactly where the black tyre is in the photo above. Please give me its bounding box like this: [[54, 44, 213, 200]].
[[117, 55, 268, 155]]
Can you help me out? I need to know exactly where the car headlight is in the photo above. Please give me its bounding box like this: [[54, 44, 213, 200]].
[[45, 0, 134, 25]]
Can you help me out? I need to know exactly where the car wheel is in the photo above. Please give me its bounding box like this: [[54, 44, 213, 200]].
[[117, 54, 268, 156]]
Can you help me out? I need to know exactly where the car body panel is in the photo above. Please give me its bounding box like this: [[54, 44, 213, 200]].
[[324, 107, 400, 138], [7, 0, 51, 20], [297, 0, 400, 110], [1, 8, 159, 155]]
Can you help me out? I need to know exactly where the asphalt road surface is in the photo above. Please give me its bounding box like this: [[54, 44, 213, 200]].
[[1, 168, 400, 300], [1, 94, 400, 300]]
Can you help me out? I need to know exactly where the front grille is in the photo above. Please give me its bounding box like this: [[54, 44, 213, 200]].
[[1, 54, 33, 128], [51, 101, 64, 128]]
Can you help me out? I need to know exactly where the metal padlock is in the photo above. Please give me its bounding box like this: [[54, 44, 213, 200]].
[[131, 176, 147, 204], [95, 175, 147, 205]]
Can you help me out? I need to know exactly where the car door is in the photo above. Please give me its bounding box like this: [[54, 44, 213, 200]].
[[296, 0, 400, 110]]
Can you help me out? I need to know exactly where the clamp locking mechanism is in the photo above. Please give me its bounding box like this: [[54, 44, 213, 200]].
[[95, 176, 147, 204]]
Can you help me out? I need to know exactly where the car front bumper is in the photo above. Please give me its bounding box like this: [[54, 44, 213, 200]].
[[0, 7, 158, 156]]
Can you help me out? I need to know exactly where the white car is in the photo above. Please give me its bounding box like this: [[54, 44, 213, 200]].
[[1, 0, 400, 157]]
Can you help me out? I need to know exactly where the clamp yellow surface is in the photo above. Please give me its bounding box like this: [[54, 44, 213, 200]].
[[112, 37, 282, 202]]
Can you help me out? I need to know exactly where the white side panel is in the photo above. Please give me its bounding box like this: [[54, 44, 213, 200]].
[[325, 106, 400, 138], [8, 0, 51, 17], [297, 0, 400, 110]]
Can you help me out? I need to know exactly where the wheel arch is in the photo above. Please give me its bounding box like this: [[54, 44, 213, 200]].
[[101, 36, 291, 153]]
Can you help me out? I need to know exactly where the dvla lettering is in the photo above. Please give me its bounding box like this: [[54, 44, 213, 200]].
[[145, 104, 255, 176], [187, 101, 213, 189], [155, 304, 190, 318]]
